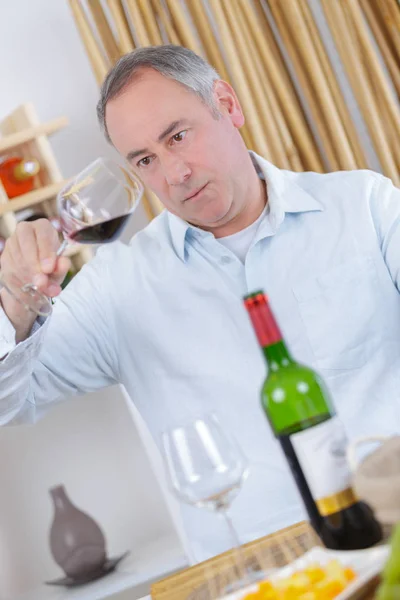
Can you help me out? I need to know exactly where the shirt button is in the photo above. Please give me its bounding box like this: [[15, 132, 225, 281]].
[[220, 256, 232, 265]]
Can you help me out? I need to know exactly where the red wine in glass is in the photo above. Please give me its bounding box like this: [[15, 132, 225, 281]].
[[68, 214, 131, 244], [19, 158, 144, 310], [56, 157, 144, 252]]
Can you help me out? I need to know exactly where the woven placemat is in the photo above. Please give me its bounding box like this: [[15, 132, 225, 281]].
[[151, 521, 322, 600]]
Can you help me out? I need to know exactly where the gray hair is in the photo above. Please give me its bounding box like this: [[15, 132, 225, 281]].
[[97, 45, 221, 143]]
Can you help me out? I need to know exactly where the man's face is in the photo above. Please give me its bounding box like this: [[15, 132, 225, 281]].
[[105, 69, 247, 229]]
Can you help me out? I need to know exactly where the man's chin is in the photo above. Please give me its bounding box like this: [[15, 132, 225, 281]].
[[188, 211, 232, 231]]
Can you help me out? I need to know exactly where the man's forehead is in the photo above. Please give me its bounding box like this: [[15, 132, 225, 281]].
[[125, 118, 190, 161], [109, 79, 196, 126], [106, 72, 206, 149]]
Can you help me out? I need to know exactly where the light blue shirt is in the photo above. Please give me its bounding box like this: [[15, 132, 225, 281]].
[[1, 152, 400, 561]]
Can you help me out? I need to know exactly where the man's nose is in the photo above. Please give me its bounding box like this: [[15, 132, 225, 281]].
[[161, 156, 191, 186]]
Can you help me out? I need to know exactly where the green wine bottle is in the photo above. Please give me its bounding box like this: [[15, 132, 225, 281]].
[[244, 290, 382, 550], [61, 269, 75, 290]]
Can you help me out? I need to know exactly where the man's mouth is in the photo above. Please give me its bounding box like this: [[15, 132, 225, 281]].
[[184, 183, 208, 202]]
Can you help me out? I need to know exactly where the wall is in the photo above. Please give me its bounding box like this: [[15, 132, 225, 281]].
[[0, 0, 108, 176], [0, 386, 188, 598], [0, 0, 149, 237]]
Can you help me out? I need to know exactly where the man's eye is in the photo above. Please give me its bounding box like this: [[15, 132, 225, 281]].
[[172, 130, 187, 143], [138, 156, 152, 168]]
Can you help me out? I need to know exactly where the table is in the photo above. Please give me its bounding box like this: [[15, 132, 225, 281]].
[[149, 522, 383, 600]]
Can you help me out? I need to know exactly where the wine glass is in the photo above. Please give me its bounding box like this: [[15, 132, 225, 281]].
[[1, 157, 144, 317], [56, 157, 143, 252], [0, 270, 54, 317], [161, 414, 254, 591]]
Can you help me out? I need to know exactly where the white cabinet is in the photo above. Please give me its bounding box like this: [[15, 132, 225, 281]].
[[0, 385, 189, 600]]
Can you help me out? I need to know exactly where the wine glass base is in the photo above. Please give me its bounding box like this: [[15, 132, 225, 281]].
[[20, 283, 52, 317], [0, 271, 52, 318]]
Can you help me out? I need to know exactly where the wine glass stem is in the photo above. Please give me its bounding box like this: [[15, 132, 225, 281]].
[[56, 239, 69, 257], [220, 509, 248, 582]]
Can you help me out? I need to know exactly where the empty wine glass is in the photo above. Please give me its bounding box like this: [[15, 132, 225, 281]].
[[1, 157, 144, 317], [161, 414, 253, 591]]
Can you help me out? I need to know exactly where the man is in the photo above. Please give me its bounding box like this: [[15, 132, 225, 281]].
[[0, 45, 399, 562]]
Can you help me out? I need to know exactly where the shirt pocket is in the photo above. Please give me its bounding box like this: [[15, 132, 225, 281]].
[[292, 256, 379, 370]]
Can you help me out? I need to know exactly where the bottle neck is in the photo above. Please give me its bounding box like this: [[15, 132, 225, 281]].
[[50, 485, 71, 513], [263, 340, 293, 370], [244, 291, 293, 368]]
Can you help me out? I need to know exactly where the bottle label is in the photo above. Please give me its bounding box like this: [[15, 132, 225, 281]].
[[290, 417, 357, 516]]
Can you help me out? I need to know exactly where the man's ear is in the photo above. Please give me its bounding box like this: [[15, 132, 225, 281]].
[[213, 80, 245, 128]]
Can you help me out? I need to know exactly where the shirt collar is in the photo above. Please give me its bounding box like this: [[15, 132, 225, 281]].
[[249, 151, 323, 215], [167, 212, 193, 262], [168, 151, 323, 261]]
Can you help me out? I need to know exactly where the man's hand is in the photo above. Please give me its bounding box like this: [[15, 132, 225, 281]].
[[0, 219, 71, 342]]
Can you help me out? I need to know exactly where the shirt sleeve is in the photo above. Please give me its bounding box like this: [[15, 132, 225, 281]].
[[0, 247, 119, 425], [0, 305, 17, 358]]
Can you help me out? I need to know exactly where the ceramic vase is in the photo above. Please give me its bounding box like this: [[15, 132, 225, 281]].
[[49, 485, 107, 579]]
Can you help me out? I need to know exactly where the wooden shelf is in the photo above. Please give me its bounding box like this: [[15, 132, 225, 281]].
[[0, 103, 92, 273], [0, 117, 68, 153], [0, 181, 67, 216]]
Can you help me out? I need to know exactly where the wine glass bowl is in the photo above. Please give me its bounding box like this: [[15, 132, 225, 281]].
[[57, 157, 144, 245], [0, 157, 144, 317], [162, 415, 248, 512]]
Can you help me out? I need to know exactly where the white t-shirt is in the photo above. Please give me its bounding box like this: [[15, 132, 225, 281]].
[[218, 204, 269, 263]]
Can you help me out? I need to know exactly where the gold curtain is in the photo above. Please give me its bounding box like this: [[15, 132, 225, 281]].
[[69, 0, 400, 218]]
